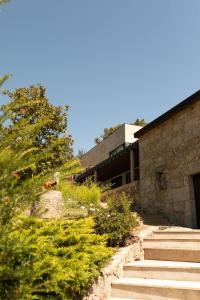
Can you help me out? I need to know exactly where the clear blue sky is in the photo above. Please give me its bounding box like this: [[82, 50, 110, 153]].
[[1, 0, 200, 153]]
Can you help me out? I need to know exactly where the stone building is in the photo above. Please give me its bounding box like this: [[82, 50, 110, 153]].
[[76, 90, 200, 228], [135, 90, 200, 228]]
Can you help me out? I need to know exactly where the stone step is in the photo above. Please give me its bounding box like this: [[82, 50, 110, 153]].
[[111, 278, 200, 299], [109, 298, 145, 300], [123, 260, 200, 281], [151, 230, 200, 239], [143, 238, 200, 249], [144, 247, 200, 262]]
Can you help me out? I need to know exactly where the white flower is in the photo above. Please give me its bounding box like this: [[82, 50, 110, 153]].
[[80, 206, 85, 209]]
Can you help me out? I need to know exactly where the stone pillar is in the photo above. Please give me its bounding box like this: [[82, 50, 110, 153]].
[[130, 149, 135, 182], [94, 170, 98, 183]]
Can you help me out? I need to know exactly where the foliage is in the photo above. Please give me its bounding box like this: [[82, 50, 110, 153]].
[[1, 85, 73, 174], [0, 84, 74, 224], [0, 82, 113, 300], [94, 193, 139, 247], [76, 149, 86, 159], [0, 217, 113, 300], [58, 159, 82, 178], [133, 118, 147, 127], [0, 0, 10, 5], [0, 75, 11, 88], [60, 179, 101, 209], [94, 119, 147, 144], [0, 106, 43, 225]]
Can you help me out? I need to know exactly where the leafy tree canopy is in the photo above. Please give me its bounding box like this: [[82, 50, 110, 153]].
[[1, 85, 73, 174], [94, 118, 147, 144]]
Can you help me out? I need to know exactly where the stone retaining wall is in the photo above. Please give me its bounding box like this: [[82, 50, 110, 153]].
[[84, 226, 155, 300], [84, 238, 143, 300], [101, 181, 140, 207]]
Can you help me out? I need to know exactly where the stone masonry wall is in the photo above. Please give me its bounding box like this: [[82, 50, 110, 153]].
[[101, 181, 140, 209], [139, 99, 200, 227]]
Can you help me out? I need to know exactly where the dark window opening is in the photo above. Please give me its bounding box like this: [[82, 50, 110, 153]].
[[156, 171, 167, 190], [111, 176, 122, 189], [109, 143, 130, 157], [126, 172, 131, 184]]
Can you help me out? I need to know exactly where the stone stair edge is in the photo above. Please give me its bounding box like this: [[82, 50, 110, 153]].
[[123, 260, 200, 269], [112, 277, 200, 290]]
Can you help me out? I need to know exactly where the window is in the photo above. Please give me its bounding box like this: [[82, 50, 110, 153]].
[[156, 171, 167, 190], [111, 176, 122, 189], [109, 142, 130, 157]]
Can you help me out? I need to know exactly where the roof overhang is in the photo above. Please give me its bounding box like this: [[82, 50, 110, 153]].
[[135, 90, 200, 138], [75, 141, 138, 183]]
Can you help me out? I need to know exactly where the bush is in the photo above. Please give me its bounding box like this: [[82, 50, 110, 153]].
[[60, 179, 101, 208], [94, 193, 139, 247], [0, 217, 113, 299]]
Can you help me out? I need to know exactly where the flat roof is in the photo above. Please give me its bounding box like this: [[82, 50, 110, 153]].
[[135, 90, 200, 138]]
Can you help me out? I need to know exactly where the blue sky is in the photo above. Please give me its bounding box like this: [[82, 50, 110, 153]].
[[1, 0, 200, 153]]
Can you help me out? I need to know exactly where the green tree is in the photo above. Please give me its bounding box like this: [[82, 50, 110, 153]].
[[133, 118, 147, 127], [2, 85, 73, 174]]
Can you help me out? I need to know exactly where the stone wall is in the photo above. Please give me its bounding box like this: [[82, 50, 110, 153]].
[[101, 181, 140, 209], [84, 236, 143, 300], [139, 100, 200, 227], [84, 225, 157, 300]]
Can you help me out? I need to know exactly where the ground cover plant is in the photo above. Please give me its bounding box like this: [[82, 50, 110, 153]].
[[0, 217, 113, 300]]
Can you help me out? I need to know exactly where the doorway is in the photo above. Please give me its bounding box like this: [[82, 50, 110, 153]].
[[193, 173, 200, 228]]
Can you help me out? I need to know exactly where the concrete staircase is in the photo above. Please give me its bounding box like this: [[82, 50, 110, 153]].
[[109, 228, 200, 300]]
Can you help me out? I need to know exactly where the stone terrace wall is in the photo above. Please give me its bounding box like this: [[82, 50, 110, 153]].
[[101, 181, 140, 208], [139, 100, 200, 227]]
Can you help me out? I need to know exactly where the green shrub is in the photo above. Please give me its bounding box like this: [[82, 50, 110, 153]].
[[60, 179, 101, 208], [0, 217, 113, 299], [94, 193, 139, 247]]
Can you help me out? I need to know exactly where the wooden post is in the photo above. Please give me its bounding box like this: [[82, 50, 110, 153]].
[[130, 149, 135, 182]]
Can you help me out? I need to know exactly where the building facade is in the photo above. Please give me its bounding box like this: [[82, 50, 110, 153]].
[[76, 124, 141, 188], [76, 90, 200, 228], [82, 124, 141, 168], [135, 90, 200, 228]]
